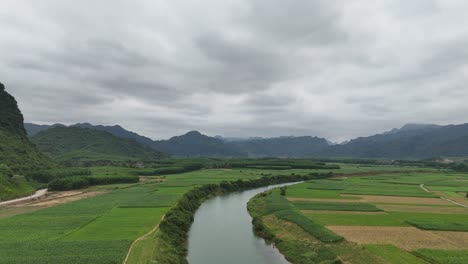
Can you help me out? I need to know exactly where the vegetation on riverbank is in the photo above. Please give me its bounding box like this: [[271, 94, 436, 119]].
[[153, 173, 332, 264]]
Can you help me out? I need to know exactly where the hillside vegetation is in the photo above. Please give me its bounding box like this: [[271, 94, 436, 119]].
[[31, 126, 167, 166], [0, 83, 54, 200]]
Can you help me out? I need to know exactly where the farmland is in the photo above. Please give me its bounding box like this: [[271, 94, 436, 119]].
[[0, 160, 466, 263], [249, 169, 468, 263]]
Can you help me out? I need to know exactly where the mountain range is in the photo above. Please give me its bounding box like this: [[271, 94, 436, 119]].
[[25, 121, 468, 159]]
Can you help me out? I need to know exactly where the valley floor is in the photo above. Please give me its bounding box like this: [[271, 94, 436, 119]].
[[0, 163, 466, 263]]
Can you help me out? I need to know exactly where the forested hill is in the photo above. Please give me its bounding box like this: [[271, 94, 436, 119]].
[[0, 82, 53, 173], [153, 131, 246, 157], [0, 82, 54, 200], [31, 126, 167, 166]]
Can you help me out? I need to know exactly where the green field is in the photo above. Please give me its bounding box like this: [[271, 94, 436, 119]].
[[249, 168, 468, 264], [1, 161, 466, 263]]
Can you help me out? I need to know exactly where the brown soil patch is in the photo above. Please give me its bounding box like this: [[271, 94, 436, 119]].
[[378, 204, 468, 214], [28, 191, 105, 207], [301, 210, 387, 215], [287, 197, 365, 203], [327, 226, 466, 250], [0, 191, 106, 218], [341, 195, 452, 205], [428, 231, 468, 248]]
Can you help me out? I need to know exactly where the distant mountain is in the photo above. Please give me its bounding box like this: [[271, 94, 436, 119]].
[[31, 126, 167, 165], [71, 123, 157, 148], [382, 123, 441, 135], [153, 131, 245, 157], [24, 123, 65, 136], [228, 136, 329, 157], [24, 120, 468, 159], [324, 123, 468, 159]]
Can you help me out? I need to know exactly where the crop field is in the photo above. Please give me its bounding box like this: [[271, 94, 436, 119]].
[[0, 162, 465, 263], [267, 171, 468, 263]]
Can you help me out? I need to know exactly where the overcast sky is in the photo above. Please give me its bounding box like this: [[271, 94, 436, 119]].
[[1, 0, 468, 142]]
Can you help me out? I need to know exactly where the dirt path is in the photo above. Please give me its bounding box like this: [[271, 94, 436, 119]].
[[420, 184, 468, 208], [123, 216, 164, 264], [0, 189, 47, 206]]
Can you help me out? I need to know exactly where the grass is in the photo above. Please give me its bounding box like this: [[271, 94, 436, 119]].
[[64, 207, 167, 240], [303, 212, 407, 226], [293, 201, 382, 212], [0, 240, 130, 264], [365, 244, 427, 264], [274, 209, 344, 243], [414, 249, 468, 264], [303, 211, 468, 229]]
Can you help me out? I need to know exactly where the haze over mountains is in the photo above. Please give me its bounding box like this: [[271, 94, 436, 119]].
[[26, 121, 468, 159]]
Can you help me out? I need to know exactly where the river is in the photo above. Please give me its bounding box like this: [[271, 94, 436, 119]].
[[187, 183, 299, 264]]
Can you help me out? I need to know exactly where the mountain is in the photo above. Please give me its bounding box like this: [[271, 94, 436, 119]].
[[0, 82, 54, 200], [72, 123, 156, 147], [31, 126, 167, 166], [0, 82, 53, 173], [153, 131, 245, 157], [324, 123, 468, 159], [228, 136, 330, 157], [24, 123, 65, 136], [382, 123, 441, 135]]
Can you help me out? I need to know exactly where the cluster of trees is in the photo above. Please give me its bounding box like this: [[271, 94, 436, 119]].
[[27, 168, 91, 183], [48, 175, 138, 191], [139, 162, 204, 176], [155, 172, 333, 263]]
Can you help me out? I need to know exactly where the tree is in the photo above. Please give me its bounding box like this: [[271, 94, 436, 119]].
[[280, 186, 287, 196], [0, 164, 13, 178]]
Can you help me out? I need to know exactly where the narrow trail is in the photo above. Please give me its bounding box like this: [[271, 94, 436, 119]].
[[123, 216, 165, 264], [420, 184, 468, 208], [0, 189, 48, 206]]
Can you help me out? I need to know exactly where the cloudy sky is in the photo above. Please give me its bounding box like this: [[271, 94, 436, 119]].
[[1, 0, 468, 142]]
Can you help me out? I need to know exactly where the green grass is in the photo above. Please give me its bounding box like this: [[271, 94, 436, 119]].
[[64, 207, 167, 240], [303, 211, 468, 229], [0, 240, 130, 264], [304, 212, 406, 226], [415, 249, 468, 264], [365, 244, 427, 264], [293, 201, 382, 212]]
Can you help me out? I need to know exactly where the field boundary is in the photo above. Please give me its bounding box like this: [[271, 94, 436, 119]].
[[420, 184, 468, 208], [123, 215, 165, 264]]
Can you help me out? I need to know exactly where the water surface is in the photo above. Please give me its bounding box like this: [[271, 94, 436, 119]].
[[187, 183, 297, 264]]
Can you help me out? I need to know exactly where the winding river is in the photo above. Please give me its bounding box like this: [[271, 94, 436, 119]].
[[187, 183, 298, 264]]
